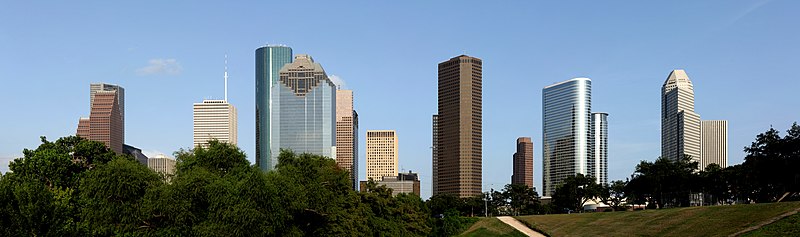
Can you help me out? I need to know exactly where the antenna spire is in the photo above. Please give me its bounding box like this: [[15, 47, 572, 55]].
[[224, 54, 228, 102]]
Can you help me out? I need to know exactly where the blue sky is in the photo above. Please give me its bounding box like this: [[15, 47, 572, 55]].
[[1, 1, 798, 199]]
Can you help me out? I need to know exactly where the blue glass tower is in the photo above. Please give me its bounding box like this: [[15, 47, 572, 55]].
[[255, 45, 292, 171]]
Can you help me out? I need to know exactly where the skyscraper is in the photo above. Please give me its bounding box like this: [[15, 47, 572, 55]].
[[662, 69, 701, 163], [336, 89, 359, 189], [512, 137, 534, 188], [366, 130, 398, 181], [590, 112, 608, 185], [700, 120, 728, 169], [434, 55, 482, 198], [76, 83, 124, 154], [271, 54, 336, 161], [432, 115, 439, 195], [148, 154, 176, 181], [542, 78, 591, 196], [256, 45, 293, 171], [193, 100, 238, 147]]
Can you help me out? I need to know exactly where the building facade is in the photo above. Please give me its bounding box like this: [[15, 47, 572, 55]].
[[662, 69, 701, 162], [434, 55, 483, 198], [336, 89, 359, 189], [512, 137, 534, 188], [255, 45, 293, 171], [591, 112, 609, 185], [542, 78, 592, 196], [148, 154, 176, 179], [77, 83, 125, 154], [366, 130, 398, 181], [193, 100, 238, 147], [271, 54, 336, 161], [361, 172, 421, 196], [700, 120, 728, 169], [431, 115, 439, 195]]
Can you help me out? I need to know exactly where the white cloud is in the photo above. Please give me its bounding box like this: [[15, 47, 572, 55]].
[[136, 58, 183, 75], [0, 155, 19, 174], [329, 74, 346, 89]]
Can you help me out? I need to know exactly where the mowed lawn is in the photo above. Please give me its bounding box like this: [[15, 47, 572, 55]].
[[515, 202, 800, 237], [459, 217, 527, 237]]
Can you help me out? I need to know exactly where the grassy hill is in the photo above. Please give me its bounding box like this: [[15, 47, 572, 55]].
[[458, 217, 527, 237], [513, 202, 800, 236]]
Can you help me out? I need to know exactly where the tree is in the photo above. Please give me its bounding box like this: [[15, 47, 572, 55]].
[[552, 174, 603, 212], [502, 183, 540, 215], [625, 155, 699, 208], [605, 180, 627, 210]]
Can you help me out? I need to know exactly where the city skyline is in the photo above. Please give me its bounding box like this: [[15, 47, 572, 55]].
[[2, 1, 799, 199]]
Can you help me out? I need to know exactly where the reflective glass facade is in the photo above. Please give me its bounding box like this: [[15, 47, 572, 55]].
[[255, 45, 292, 171], [271, 55, 336, 162], [542, 78, 591, 196], [590, 112, 608, 185]]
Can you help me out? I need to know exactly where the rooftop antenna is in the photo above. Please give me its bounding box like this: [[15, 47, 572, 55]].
[[224, 54, 228, 102]]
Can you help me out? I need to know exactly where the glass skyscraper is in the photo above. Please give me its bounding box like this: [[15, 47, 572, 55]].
[[590, 112, 608, 186], [542, 78, 592, 196], [255, 45, 292, 171], [271, 54, 337, 162]]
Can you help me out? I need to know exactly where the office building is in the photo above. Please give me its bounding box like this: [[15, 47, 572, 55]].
[[432, 115, 439, 195], [591, 112, 608, 185], [193, 100, 238, 147], [434, 55, 483, 198], [542, 78, 592, 196], [123, 144, 149, 165], [336, 89, 359, 189], [661, 69, 701, 162], [512, 137, 534, 188], [76, 83, 124, 154], [360, 172, 421, 196], [255, 45, 293, 171], [148, 154, 176, 179], [700, 120, 728, 169], [366, 130, 398, 181], [271, 54, 337, 160]]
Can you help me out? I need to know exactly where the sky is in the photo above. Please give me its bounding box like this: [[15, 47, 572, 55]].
[[1, 1, 798, 199]]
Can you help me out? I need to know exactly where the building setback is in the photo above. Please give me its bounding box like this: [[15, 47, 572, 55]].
[[512, 137, 534, 188], [336, 89, 359, 189], [366, 130, 398, 181], [271, 54, 336, 160], [193, 100, 238, 147], [661, 69, 701, 162], [434, 55, 482, 198], [700, 120, 728, 169], [591, 112, 609, 185], [542, 78, 592, 196], [77, 83, 124, 154], [255, 45, 293, 171]]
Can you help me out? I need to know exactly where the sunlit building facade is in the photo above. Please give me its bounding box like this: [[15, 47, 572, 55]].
[[255, 45, 293, 171], [542, 78, 591, 196]]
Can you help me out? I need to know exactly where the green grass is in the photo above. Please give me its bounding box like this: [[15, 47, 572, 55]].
[[514, 202, 800, 237], [741, 212, 800, 237], [458, 217, 528, 237]]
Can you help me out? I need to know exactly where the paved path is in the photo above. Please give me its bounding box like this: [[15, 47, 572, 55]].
[[497, 216, 547, 237], [729, 206, 800, 236]]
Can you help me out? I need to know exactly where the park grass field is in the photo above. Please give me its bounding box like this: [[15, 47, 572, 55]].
[[513, 202, 800, 236], [458, 217, 527, 237]]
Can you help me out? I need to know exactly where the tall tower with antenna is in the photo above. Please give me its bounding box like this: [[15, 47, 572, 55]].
[[192, 55, 238, 147], [224, 54, 228, 102]]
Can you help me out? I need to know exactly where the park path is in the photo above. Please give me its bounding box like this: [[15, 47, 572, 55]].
[[729, 206, 800, 236], [496, 216, 547, 237]]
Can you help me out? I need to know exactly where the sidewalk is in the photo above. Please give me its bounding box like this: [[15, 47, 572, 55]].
[[496, 216, 547, 237]]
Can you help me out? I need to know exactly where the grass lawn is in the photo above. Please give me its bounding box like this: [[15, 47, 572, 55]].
[[741, 212, 800, 237], [515, 202, 800, 237], [459, 217, 528, 237]]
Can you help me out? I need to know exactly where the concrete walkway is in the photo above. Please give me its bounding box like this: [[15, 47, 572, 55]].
[[497, 216, 547, 237]]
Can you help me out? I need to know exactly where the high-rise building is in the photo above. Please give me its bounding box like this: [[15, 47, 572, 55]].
[[512, 137, 534, 188], [662, 69, 701, 162], [148, 154, 176, 179], [434, 55, 482, 198], [76, 83, 124, 154], [193, 100, 238, 147], [360, 172, 421, 196], [432, 114, 439, 195], [700, 120, 728, 169], [255, 45, 293, 171], [542, 78, 591, 196], [271, 54, 336, 160], [123, 144, 149, 165], [590, 112, 609, 185], [366, 130, 398, 181], [336, 89, 359, 189]]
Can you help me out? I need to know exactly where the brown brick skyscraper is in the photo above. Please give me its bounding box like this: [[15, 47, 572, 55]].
[[434, 55, 482, 198], [512, 137, 534, 188], [77, 83, 124, 154]]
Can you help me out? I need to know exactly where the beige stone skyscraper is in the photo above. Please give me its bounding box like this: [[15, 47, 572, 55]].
[[366, 130, 398, 181], [77, 83, 124, 154], [434, 55, 482, 198], [701, 120, 728, 169], [662, 69, 701, 162], [336, 89, 359, 189], [193, 100, 238, 147]]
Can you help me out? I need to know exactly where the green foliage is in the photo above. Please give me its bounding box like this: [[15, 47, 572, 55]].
[[552, 174, 604, 212], [625, 155, 699, 208]]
